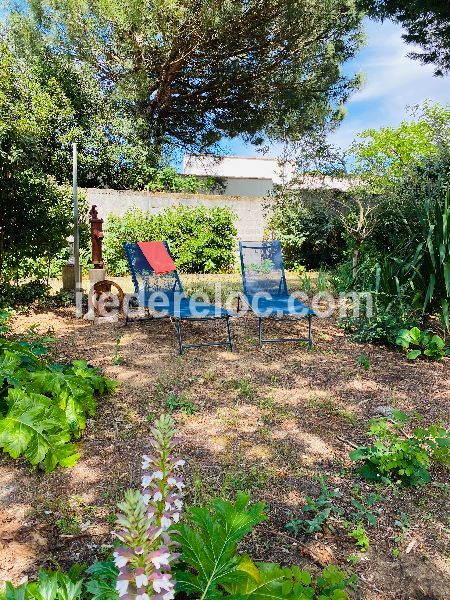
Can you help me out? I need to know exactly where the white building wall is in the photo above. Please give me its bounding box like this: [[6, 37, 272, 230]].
[[183, 154, 296, 186]]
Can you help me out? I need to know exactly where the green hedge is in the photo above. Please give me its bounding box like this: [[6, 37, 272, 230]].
[[103, 205, 237, 275]]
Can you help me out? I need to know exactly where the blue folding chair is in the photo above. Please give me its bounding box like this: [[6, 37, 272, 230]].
[[123, 241, 234, 354], [238, 240, 315, 347]]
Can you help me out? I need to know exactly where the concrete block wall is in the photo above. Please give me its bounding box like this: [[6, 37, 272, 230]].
[[85, 188, 268, 241]]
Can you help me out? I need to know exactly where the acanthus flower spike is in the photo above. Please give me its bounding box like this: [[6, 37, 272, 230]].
[[113, 414, 184, 599]]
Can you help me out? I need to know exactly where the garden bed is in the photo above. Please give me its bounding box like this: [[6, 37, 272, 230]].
[[1, 279, 449, 600]]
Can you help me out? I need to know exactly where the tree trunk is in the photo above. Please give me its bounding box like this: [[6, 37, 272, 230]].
[[0, 227, 4, 281], [352, 246, 359, 280]]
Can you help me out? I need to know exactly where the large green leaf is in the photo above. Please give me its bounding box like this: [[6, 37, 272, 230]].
[[226, 562, 317, 599], [0, 389, 79, 471], [175, 493, 267, 599]]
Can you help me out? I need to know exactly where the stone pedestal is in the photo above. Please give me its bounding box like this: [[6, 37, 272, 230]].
[[88, 268, 107, 286], [62, 264, 82, 291]]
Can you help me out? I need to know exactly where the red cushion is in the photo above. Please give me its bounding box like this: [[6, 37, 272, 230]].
[[137, 241, 177, 274]]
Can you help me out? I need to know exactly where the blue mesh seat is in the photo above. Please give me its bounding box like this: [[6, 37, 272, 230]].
[[123, 242, 233, 354], [239, 240, 315, 347]]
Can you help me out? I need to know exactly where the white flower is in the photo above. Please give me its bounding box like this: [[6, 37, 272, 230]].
[[162, 591, 175, 600], [167, 477, 176, 486], [161, 515, 172, 529], [172, 512, 180, 523], [150, 551, 171, 570], [136, 593, 150, 600], [164, 501, 172, 511], [153, 575, 173, 593], [142, 471, 164, 487], [136, 572, 148, 587], [142, 493, 151, 505], [174, 499, 183, 510], [153, 491, 163, 501], [113, 552, 128, 568], [142, 455, 153, 469], [116, 580, 129, 597], [173, 459, 185, 468]]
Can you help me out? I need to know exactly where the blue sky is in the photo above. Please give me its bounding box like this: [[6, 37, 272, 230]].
[[222, 18, 450, 158]]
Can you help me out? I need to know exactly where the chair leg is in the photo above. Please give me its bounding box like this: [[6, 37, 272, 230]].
[[258, 317, 263, 346], [226, 315, 234, 352], [308, 314, 313, 350], [175, 319, 183, 355]]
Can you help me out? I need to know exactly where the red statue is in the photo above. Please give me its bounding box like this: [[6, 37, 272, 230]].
[[89, 205, 104, 268]]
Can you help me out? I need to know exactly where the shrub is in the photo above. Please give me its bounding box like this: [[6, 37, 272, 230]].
[[103, 205, 237, 275], [339, 302, 420, 346], [268, 189, 345, 269], [0, 281, 51, 308], [144, 165, 222, 194], [350, 410, 450, 486]]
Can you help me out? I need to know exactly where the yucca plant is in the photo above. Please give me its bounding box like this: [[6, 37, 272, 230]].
[[406, 190, 450, 330]]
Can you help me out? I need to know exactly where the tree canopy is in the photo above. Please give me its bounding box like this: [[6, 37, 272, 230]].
[[348, 101, 450, 188], [15, 0, 364, 152], [359, 1, 450, 75]]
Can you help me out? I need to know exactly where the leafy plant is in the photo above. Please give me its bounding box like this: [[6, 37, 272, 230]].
[[174, 492, 356, 599], [285, 477, 343, 535], [339, 302, 420, 346], [348, 523, 370, 552], [165, 393, 197, 415], [0, 327, 115, 471], [350, 410, 450, 486], [357, 355, 370, 369], [350, 493, 382, 526], [84, 562, 118, 600], [2, 568, 84, 600], [396, 327, 450, 360]]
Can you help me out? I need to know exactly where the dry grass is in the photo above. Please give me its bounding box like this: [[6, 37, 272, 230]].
[[1, 277, 449, 599]]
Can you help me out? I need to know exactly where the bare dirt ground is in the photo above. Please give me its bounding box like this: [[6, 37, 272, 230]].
[[1, 277, 449, 599]]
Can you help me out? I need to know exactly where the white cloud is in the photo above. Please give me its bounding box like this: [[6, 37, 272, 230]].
[[330, 19, 450, 152]]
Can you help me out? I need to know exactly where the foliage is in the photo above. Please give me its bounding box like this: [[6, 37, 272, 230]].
[[359, 1, 450, 75], [103, 206, 237, 275], [1, 567, 84, 600], [285, 477, 343, 535], [348, 523, 369, 551], [145, 166, 220, 194], [268, 189, 345, 269], [0, 282, 51, 308], [174, 492, 356, 599], [84, 562, 118, 600], [348, 104, 445, 186], [350, 493, 382, 526], [350, 410, 450, 486], [20, 1, 365, 152], [165, 393, 197, 415], [356, 355, 370, 369], [339, 301, 420, 346], [396, 327, 450, 360], [0, 317, 115, 471]]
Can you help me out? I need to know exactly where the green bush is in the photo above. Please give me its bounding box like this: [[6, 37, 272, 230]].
[[0, 281, 51, 308], [339, 301, 420, 346], [144, 165, 222, 194], [268, 190, 345, 269], [103, 205, 237, 275]]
